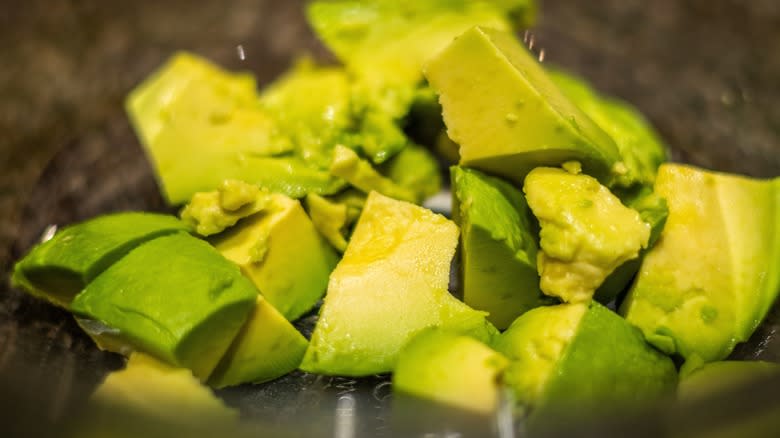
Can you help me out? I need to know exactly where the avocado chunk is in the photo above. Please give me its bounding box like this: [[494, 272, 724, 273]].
[[329, 144, 418, 203], [306, 0, 535, 87], [125, 52, 343, 204], [207, 296, 308, 388], [305, 193, 350, 252], [451, 166, 549, 329], [620, 164, 780, 371], [523, 166, 650, 303], [494, 302, 677, 422], [214, 194, 339, 321], [70, 233, 257, 379], [12, 212, 187, 308], [180, 179, 273, 236], [379, 142, 443, 203], [300, 191, 498, 376], [548, 68, 668, 189], [393, 328, 509, 414], [88, 353, 238, 432], [425, 26, 624, 185]]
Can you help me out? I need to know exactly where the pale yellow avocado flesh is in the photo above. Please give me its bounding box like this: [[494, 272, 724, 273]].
[[424, 26, 622, 185], [621, 164, 780, 371], [524, 166, 650, 303], [300, 191, 496, 376], [215, 194, 339, 321]]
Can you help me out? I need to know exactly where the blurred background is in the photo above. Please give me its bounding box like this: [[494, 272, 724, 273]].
[[1, 0, 779, 436]]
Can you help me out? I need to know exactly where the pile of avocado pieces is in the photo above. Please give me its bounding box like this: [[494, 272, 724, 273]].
[[12, 0, 780, 430]]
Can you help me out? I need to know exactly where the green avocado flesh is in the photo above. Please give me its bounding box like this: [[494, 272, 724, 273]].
[[70, 233, 258, 380], [214, 194, 339, 321], [548, 68, 668, 189], [494, 302, 677, 417], [207, 296, 308, 388], [125, 52, 344, 204], [12, 212, 187, 308], [393, 328, 509, 414], [425, 26, 623, 185], [523, 166, 650, 303], [300, 191, 498, 376], [678, 361, 780, 401], [621, 164, 780, 371], [451, 166, 549, 329]]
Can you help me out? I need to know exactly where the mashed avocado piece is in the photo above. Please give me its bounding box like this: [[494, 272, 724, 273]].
[[180, 179, 272, 236], [523, 165, 650, 303]]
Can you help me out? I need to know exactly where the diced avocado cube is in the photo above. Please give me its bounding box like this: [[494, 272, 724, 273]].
[[621, 164, 780, 372], [524, 166, 650, 303], [70, 233, 258, 380], [300, 191, 498, 376], [207, 296, 308, 388], [425, 27, 624, 185], [379, 142, 443, 203], [125, 52, 344, 204], [329, 144, 418, 203], [451, 166, 549, 329], [495, 302, 677, 425], [393, 328, 509, 415], [12, 212, 187, 308], [214, 194, 339, 321]]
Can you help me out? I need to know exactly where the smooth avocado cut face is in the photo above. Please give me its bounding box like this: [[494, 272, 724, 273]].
[[300, 191, 498, 376], [125, 52, 343, 204], [207, 296, 308, 388], [89, 353, 238, 429], [70, 233, 258, 380], [214, 194, 339, 321], [523, 166, 650, 303], [495, 302, 677, 419], [621, 164, 780, 371], [12, 212, 187, 308], [548, 68, 668, 189], [393, 328, 509, 415], [425, 26, 624, 185], [451, 166, 549, 329]]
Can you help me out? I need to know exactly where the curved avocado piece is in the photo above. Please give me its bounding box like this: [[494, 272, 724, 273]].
[[207, 296, 308, 388], [12, 212, 187, 308], [300, 191, 498, 376], [214, 194, 339, 321], [126, 52, 344, 204], [494, 302, 677, 424], [424, 27, 624, 185], [88, 353, 238, 433], [451, 166, 549, 329], [548, 68, 668, 189], [621, 164, 780, 371], [70, 233, 258, 380], [393, 328, 509, 414], [523, 166, 650, 303]]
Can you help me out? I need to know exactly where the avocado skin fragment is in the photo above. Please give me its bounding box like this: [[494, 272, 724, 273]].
[[70, 233, 258, 380], [12, 212, 188, 309]]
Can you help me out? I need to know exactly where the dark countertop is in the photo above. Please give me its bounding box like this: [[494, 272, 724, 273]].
[[1, 1, 779, 436]]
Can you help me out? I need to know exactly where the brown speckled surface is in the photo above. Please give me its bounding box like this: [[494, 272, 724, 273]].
[[1, 1, 779, 436]]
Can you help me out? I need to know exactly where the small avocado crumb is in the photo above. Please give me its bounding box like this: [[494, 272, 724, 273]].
[[180, 179, 272, 236], [524, 166, 650, 303]]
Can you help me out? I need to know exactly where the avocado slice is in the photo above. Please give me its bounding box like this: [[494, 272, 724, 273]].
[[523, 166, 650, 303], [620, 164, 780, 372], [125, 52, 344, 204], [88, 353, 238, 432], [393, 328, 509, 414], [12, 212, 187, 308], [451, 166, 549, 329], [70, 233, 258, 380], [494, 302, 677, 423], [425, 26, 624, 185], [207, 296, 308, 388], [300, 191, 498, 376], [214, 194, 339, 321], [548, 68, 668, 189]]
